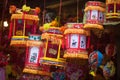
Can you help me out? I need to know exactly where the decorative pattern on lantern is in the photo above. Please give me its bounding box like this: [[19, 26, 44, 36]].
[[106, 0, 120, 20], [23, 34, 51, 76], [88, 50, 104, 69], [40, 27, 66, 67], [9, 5, 39, 46], [103, 60, 115, 79], [84, 1, 105, 30], [63, 23, 90, 60]]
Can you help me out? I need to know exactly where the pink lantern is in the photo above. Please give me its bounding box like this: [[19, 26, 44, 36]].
[[9, 6, 39, 47], [23, 34, 50, 76], [64, 23, 90, 60], [84, 1, 105, 30]]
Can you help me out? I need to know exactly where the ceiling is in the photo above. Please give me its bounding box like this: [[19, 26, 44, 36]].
[[0, 0, 105, 20]]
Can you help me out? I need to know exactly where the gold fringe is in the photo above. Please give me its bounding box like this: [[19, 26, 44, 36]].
[[64, 52, 88, 59], [23, 68, 51, 76], [64, 29, 90, 36], [84, 6, 105, 12], [11, 14, 39, 21], [84, 24, 104, 30]]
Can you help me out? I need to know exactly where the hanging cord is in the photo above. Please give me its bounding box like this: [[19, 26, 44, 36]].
[[42, 0, 46, 25], [24, 0, 26, 5], [58, 0, 62, 27], [0, 0, 8, 45], [77, 0, 79, 23]]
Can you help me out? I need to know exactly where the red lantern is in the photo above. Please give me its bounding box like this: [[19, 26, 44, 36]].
[[23, 34, 50, 76], [84, 1, 105, 30], [64, 23, 90, 60], [40, 27, 66, 67], [106, 0, 120, 20], [9, 6, 39, 47]]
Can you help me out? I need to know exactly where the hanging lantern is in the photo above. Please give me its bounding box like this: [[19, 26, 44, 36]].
[[40, 27, 66, 67], [23, 34, 50, 76], [84, 1, 105, 30], [63, 23, 90, 62], [103, 60, 115, 79], [9, 6, 39, 47], [105, 44, 116, 57], [88, 50, 104, 69], [106, 0, 120, 20]]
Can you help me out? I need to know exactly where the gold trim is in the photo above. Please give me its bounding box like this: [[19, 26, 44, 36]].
[[64, 53, 88, 59], [64, 29, 90, 36], [23, 68, 51, 76], [11, 14, 39, 20], [84, 24, 104, 30], [26, 40, 43, 47], [84, 6, 105, 12]]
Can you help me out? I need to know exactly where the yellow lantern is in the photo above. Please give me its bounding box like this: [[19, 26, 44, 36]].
[[106, 0, 120, 20], [84, 1, 105, 30], [40, 27, 66, 67]]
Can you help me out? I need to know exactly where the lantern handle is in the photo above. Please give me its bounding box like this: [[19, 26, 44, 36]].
[[77, 0, 79, 23]]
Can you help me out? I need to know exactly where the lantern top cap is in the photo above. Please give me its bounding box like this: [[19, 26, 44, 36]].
[[85, 1, 105, 8]]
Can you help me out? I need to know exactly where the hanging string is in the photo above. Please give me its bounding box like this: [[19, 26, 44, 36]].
[[58, 0, 62, 27], [77, 0, 79, 23], [24, 0, 26, 5], [42, 0, 46, 25]]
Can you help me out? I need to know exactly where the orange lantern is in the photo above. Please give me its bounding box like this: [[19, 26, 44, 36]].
[[63, 23, 90, 61], [84, 1, 105, 30], [106, 0, 120, 20], [40, 27, 66, 67], [9, 8, 39, 46], [23, 34, 50, 76]]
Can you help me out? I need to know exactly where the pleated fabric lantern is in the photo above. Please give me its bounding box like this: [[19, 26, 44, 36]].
[[40, 27, 66, 67], [63, 23, 90, 60], [9, 6, 39, 47], [84, 1, 105, 30], [106, 0, 120, 20], [23, 34, 51, 76]]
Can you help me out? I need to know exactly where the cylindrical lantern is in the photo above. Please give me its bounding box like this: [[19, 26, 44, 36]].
[[84, 1, 105, 30], [106, 0, 120, 20], [9, 6, 39, 46], [23, 34, 51, 76], [64, 23, 90, 61], [40, 27, 66, 67]]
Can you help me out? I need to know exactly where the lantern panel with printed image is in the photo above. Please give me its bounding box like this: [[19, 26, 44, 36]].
[[106, 0, 120, 20], [84, 1, 105, 30], [40, 27, 66, 67], [64, 23, 90, 60], [9, 5, 39, 46], [23, 34, 51, 76]]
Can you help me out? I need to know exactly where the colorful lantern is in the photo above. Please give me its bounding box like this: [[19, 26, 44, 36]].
[[103, 60, 115, 78], [40, 27, 66, 67], [106, 0, 120, 20], [23, 34, 50, 76], [88, 50, 104, 69], [84, 1, 105, 30], [9, 6, 39, 47], [63, 23, 90, 60], [105, 44, 116, 57]]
